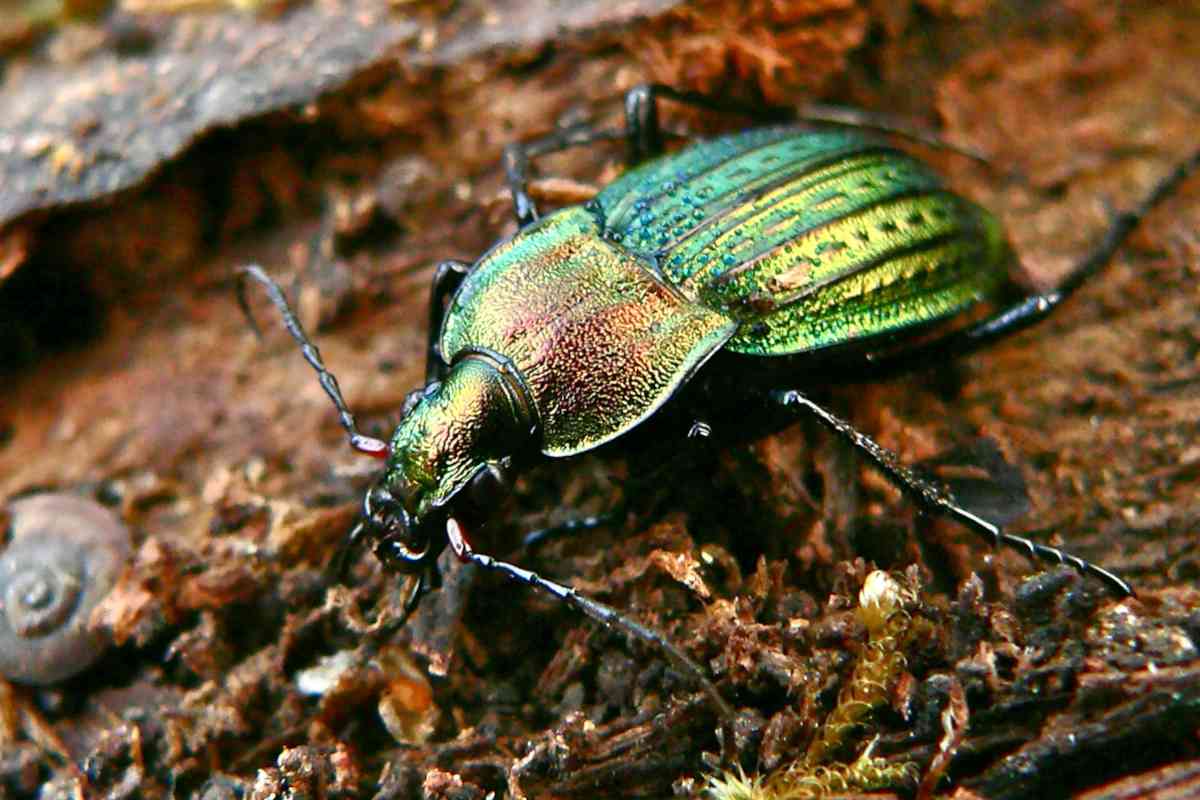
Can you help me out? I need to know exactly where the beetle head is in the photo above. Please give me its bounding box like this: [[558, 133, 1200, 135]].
[[331, 352, 532, 582], [354, 480, 444, 575]]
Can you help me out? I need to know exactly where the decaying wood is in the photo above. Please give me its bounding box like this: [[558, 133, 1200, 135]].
[[0, 2, 1197, 798]]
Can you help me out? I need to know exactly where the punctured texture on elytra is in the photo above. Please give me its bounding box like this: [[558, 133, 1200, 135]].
[[593, 128, 1013, 355]]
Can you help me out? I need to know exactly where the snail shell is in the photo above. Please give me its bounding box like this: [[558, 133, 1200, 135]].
[[0, 493, 132, 685]]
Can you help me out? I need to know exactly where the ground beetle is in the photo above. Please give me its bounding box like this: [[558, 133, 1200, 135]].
[[241, 85, 1200, 719]]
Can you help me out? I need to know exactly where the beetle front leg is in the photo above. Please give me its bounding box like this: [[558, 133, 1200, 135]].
[[768, 389, 1133, 596], [937, 147, 1200, 346], [425, 259, 471, 383]]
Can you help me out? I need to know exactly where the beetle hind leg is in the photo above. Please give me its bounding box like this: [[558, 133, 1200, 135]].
[[624, 83, 989, 164], [501, 83, 791, 227], [505, 83, 1014, 229], [769, 389, 1133, 597]]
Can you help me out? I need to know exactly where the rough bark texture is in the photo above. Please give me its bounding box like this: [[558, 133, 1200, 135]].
[[0, 2, 1197, 798]]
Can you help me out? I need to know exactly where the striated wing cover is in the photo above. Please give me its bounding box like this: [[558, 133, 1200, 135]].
[[591, 128, 1013, 356]]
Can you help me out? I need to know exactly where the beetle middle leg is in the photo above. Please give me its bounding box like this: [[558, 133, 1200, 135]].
[[520, 512, 619, 552], [767, 389, 1133, 596], [520, 416, 717, 552]]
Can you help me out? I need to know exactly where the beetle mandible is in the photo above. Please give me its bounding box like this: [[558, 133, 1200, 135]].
[[240, 84, 1199, 715]]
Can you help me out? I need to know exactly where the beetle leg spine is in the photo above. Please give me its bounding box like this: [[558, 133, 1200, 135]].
[[770, 389, 1133, 597]]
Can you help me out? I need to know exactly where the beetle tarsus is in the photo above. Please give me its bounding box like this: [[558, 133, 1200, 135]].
[[995, 531, 1134, 597]]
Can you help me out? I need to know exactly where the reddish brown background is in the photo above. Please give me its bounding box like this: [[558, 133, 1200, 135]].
[[0, 1, 1198, 798]]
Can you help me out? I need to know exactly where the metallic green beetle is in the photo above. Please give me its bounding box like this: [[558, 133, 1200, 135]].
[[242, 85, 1197, 706]]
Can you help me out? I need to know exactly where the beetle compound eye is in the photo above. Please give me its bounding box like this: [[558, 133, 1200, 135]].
[[400, 388, 426, 418], [466, 463, 507, 510]]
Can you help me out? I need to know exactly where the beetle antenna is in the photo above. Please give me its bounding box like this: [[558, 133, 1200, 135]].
[[237, 265, 388, 458]]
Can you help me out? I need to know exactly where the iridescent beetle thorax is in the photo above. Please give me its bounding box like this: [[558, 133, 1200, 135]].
[[382, 353, 533, 519], [383, 205, 735, 514], [440, 205, 736, 459]]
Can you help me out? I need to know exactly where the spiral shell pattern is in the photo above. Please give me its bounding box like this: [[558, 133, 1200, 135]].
[[0, 493, 131, 685]]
